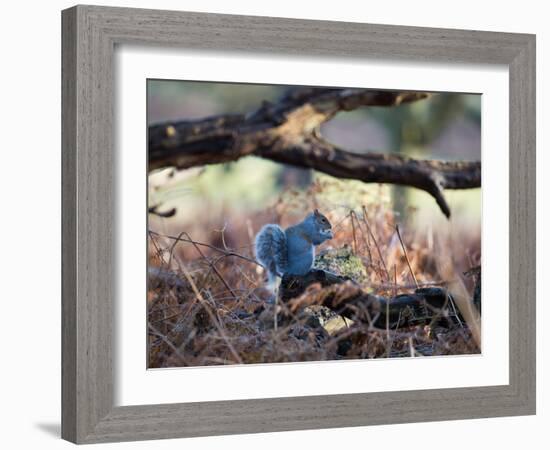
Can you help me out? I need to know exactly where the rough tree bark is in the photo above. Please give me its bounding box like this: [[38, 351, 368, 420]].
[[148, 87, 481, 217], [279, 269, 463, 329]]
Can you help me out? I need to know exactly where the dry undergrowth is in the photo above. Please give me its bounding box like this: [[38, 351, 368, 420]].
[[147, 180, 481, 368]]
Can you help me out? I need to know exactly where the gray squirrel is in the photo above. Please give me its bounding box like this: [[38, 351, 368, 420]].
[[255, 210, 333, 285]]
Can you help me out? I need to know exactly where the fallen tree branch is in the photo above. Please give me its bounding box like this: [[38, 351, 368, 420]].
[[281, 269, 463, 329], [259, 138, 479, 218], [149, 87, 480, 217]]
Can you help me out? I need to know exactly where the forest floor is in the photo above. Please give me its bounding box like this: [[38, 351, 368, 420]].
[[147, 179, 481, 367]]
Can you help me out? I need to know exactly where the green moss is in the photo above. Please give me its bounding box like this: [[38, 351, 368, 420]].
[[314, 246, 367, 283]]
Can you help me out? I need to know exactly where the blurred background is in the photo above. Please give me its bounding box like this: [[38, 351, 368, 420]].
[[147, 79, 481, 236]]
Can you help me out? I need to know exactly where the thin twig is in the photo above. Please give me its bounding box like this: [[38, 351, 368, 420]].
[[396, 224, 419, 288], [159, 230, 239, 299], [384, 265, 393, 357], [148, 231, 167, 268], [372, 280, 448, 290], [180, 264, 244, 364], [274, 286, 279, 332], [361, 206, 390, 281], [149, 230, 261, 266], [350, 211, 358, 254], [167, 231, 185, 270], [213, 222, 230, 250], [201, 254, 260, 293], [409, 337, 416, 358], [148, 323, 187, 365], [447, 294, 464, 329]]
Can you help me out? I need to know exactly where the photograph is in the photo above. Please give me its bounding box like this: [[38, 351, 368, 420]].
[[147, 80, 482, 368]]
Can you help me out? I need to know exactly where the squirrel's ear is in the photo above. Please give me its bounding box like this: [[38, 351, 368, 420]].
[[314, 209, 320, 216]]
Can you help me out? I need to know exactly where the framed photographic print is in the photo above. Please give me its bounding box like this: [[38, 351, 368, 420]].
[[62, 5, 536, 444]]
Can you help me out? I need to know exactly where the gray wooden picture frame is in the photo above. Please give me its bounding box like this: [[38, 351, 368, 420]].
[[61, 4, 536, 444]]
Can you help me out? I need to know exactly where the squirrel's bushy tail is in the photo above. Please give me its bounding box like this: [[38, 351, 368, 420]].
[[254, 224, 287, 287]]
